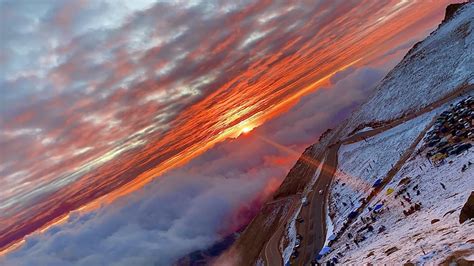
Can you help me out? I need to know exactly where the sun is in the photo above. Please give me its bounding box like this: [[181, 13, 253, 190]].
[[242, 126, 252, 134]]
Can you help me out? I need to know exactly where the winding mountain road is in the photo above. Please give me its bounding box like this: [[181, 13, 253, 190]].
[[263, 195, 301, 266]]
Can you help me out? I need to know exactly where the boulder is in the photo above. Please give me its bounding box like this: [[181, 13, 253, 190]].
[[459, 191, 474, 224]]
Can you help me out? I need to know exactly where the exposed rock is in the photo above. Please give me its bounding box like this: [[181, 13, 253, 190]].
[[384, 246, 399, 256], [398, 177, 411, 187], [459, 191, 474, 224], [442, 2, 470, 24], [439, 249, 474, 266], [319, 128, 333, 142], [443, 209, 457, 217]]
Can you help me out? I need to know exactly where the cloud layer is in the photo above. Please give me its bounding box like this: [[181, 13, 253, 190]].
[[2, 65, 395, 265]]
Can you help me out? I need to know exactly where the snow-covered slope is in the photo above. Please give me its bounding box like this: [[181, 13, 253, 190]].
[[329, 111, 438, 232], [344, 3, 474, 134], [298, 3, 474, 264], [325, 125, 474, 264]]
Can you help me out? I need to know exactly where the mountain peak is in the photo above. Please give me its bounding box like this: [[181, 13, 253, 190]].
[[442, 1, 470, 24]]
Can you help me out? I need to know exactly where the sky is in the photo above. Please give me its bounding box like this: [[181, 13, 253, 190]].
[[0, 0, 457, 264]]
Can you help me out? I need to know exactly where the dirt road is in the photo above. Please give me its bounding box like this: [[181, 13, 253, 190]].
[[262, 196, 301, 266]]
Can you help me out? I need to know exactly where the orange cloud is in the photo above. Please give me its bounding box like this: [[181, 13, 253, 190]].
[[0, 0, 456, 254]]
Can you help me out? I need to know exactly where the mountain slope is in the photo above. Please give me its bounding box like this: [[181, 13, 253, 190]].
[[326, 100, 473, 264], [227, 2, 474, 265], [345, 1, 473, 134]]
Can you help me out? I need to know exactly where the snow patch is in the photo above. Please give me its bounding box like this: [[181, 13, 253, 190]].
[[355, 126, 373, 134], [323, 200, 335, 247], [282, 204, 302, 265], [304, 157, 327, 196], [324, 118, 474, 264], [329, 111, 437, 231]]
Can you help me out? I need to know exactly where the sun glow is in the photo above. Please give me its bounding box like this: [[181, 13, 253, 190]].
[[242, 126, 252, 134]]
